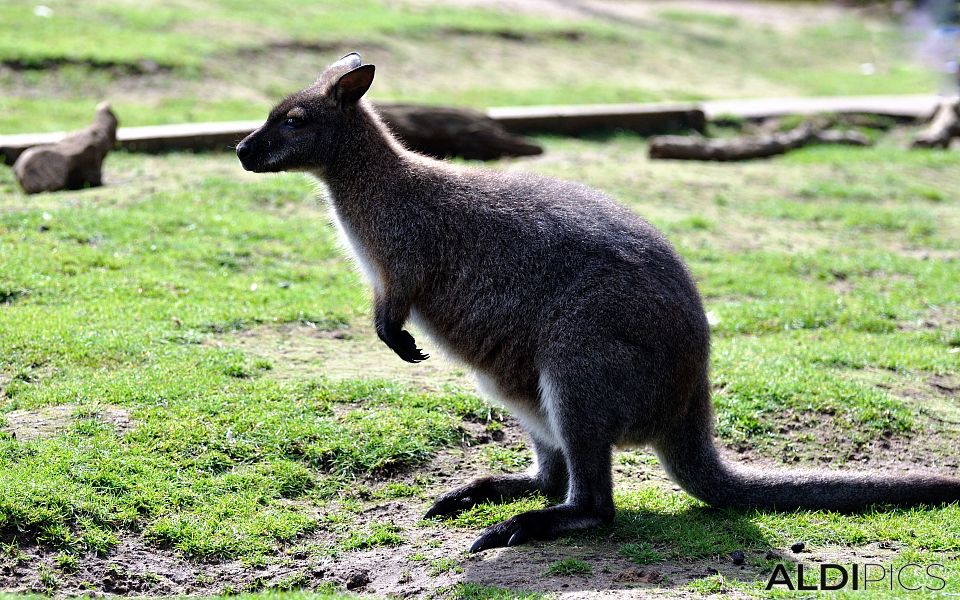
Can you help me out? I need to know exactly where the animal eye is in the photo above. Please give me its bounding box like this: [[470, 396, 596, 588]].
[[284, 117, 305, 129]]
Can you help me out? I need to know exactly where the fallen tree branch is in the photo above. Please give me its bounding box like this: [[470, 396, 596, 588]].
[[910, 98, 960, 149], [648, 123, 870, 161]]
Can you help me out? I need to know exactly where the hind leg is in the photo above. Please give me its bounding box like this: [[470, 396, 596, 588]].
[[468, 371, 616, 552], [424, 435, 567, 519]]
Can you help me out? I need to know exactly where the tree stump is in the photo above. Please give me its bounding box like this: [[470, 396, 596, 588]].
[[13, 102, 118, 194], [377, 104, 542, 160]]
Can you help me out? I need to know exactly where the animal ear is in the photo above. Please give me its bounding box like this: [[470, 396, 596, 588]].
[[335, 64, 375, 106], [321, 52, 361, 79]]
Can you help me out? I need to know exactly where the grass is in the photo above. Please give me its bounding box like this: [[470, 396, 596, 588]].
[[339, 523, 404, 552], [446, 583, 545, 600], [429, 557, 463, 576], [544, 559, 593, 577], [619, 541, 665, 565], [0, 0, 941, 134], [0, 378, 481, 558], [610, 487, 960, 558], [1, 80, 960, 599], [481, 444, 531, 472]]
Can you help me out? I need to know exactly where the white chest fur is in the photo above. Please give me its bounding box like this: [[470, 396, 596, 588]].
[[321, 188, 385, 295]]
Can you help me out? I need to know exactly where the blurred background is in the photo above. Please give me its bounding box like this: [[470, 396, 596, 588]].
[[1, 0, 958, 134]]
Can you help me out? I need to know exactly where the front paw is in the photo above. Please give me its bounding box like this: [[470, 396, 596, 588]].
[[383, 328, 429, 363], [393, 329, 429, 363]]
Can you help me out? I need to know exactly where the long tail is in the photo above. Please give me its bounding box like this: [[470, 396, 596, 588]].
[[655, 394, 960, 512]]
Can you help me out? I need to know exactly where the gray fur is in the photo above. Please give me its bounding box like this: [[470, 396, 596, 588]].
[[237, 54, 960, 552]]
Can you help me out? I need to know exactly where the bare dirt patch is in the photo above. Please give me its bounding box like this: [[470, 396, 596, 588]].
[[724, 365, 960, 474], [0, 58, 173, 75], [895, 248, 960, 262], [206, 321, 473, 391], [251, 427, 768, 598], [0, 404, 133, 442], [899, 305, 960, 333]]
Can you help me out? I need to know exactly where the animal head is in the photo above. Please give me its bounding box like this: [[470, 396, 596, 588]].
[[236, 52, 375, 173]]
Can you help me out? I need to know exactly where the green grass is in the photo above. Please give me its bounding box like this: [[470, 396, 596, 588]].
[[610, 487, 960, 558], [430, 557, 463, 576], [0, 0, 940, 134], [481, 444, 531, 472], [440, 497, 550, 530], [0, 154, 494, 559], [619, 541, 665, 565], [0, 0, 589, 68], [339, 523, 405, 552], [545, 559, 593, 577], [0, 378, 480, 558], [1, 132, 959, 596], [446, 583, 545, 600]]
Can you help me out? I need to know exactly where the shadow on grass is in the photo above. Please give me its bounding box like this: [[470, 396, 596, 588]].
[[459, 504, 792, 593]]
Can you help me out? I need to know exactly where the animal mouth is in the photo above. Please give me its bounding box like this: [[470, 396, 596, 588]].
[[238, 155, 279, 173]]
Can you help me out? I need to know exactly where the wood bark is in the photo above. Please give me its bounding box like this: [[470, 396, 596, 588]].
[[910, 99, 960, 149], [648, 123, 870, 161], [13, 103, 117, 193], [377, 104, 542, 160]]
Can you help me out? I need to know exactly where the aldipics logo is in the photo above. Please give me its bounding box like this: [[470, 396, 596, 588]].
[[766, 563, 948, 592]]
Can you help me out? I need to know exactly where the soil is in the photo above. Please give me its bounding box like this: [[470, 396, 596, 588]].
[[1, 404, 133, 442], [203, 321, 473, 392]]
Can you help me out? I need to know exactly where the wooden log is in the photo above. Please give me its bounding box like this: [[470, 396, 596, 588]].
[[1, 104, 539, 163], [910, 99, 960, 149], [378, 104, 542, 160], [13, 103, 117, 193], [648, 123, 870, 161], [702, 94, 942, 121], [487, 102, 705, 135]]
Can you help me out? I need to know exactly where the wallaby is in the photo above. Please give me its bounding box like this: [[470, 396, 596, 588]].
[[237, 53, 960, 552]]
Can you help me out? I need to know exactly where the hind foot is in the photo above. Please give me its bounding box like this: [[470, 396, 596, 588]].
[[424, 474, 541, 519], [468, 503, 613, 552]]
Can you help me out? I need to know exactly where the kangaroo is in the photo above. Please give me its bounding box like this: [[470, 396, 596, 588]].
[[237, 53, 960, 552]]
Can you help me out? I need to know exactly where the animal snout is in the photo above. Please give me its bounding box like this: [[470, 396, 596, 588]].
[[236, 140, 253, 160]]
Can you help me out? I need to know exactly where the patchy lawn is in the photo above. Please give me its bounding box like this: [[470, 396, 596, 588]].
[[0, 128, 958, 597], [0, 0, 938, 134]]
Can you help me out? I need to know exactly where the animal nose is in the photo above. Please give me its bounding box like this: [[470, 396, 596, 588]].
[[236, 141, 252, 160]]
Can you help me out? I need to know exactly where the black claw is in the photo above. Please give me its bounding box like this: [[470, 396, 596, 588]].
[[402, 350, 428, 364], [390, 329, 429, 363], [468, 523, 513, 553], [424, 494, 474, 519], [466, 505, 606, 553], [377, 326, 430, 363], [469, 530, 505, 553]]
